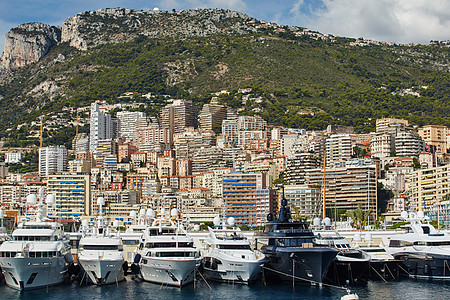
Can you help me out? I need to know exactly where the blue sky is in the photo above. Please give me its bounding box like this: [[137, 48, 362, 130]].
[[1, 0, 449, 54]]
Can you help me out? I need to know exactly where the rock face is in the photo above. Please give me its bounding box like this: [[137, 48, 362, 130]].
[[61, 8, 255, 50], [0, 8, 254, 72], [0, 23, 61, 70]]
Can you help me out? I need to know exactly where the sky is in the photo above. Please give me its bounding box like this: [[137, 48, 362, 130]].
[[1, 0, 449, 54]]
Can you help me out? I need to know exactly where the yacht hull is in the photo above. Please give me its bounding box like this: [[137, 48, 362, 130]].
[[0, 257, 68, 290], [78, 258, 125, 285], [202, 256, 265, 284], [395, 253, 450, 280], [364, 259, 407, 280], [324, 258, 369, 285], [140, 257, 200, 287], [262, 247, 338, 285]]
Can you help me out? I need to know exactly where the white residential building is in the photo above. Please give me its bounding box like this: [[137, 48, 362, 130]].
[[90, 102, 113, 152], [326, 134, 352, 166], [38, 145, 68, 178], [117, 110, 146, 138], [5, 152, 23, 164]]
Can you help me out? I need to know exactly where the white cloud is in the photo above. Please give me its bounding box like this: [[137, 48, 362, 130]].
[[289, 0, 450, 43]]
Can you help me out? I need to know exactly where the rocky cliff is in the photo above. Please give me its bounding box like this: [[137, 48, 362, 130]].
[[0, 23, 61, 70], [0, 8, 255, 72], [61, 8, 255, 50]]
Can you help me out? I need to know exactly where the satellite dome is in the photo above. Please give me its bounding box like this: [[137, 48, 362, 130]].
[[364, 233, 372, 241], [417, 210, 424, 219], [323, 217, 331, 226], [113, 220, 119, 228], [227, 217, 235, 226], [146, 209, 155, 219], [82, 219, 89, 228], [400, 211, 408, 220], [171, 208, 178, 218], [353, 233, 361, 242], [26, 194, 37, 205], [97, 197, 105, 206], [153, 7, 160, 11], [313, 217, 321, 227], [213, 216, 221, 226], [0, 210, 4, 219], [139, 208, 146, 216], [193, 224, 200, 231], [129, 210, 137, 218], [46, 194, 55, 205]]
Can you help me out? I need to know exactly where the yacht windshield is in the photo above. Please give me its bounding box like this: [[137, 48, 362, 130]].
[[218, 245, 251, 250], [82, 245, 121, 251]]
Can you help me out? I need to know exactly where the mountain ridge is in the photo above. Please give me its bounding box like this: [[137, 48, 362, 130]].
[[0, 7, 448, 145]]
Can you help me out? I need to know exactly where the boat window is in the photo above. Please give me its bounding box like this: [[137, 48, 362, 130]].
[[426, 241, 450, 246], [421, 226, 430, 234], [389, 240, 412, 247], [148, 229, 176, 236], [156, 251, 197, 257], [0, 252, 17, 257], [145, 242, 193, 248], [413, 241, 427, 246], [83, 245, 119, 251], [218, 245, 251, 250], [14, 236, 51, 241], [123, 240, 140, 245]]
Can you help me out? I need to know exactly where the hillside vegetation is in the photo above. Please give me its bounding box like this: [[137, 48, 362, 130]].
[[0, 10, 449, 144]]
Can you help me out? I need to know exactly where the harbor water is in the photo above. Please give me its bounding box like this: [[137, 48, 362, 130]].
[[1, 277, 450, 300]]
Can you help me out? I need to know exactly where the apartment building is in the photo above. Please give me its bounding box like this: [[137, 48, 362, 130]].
[[47, 172, 91, 218], [222, 172, 274, 227], [304, 164, 378, 220], [38, 145, 68, 178]]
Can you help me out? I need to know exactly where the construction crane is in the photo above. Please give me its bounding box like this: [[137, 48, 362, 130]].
[[38, 112, 53, 148], [75, 109, 80, 136]]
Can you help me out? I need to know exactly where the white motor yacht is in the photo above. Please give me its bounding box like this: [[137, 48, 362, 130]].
[[78, 197, 125, 285], [201, 217, 265, 284], [385, 211, 450, 279], [0, 194, 73, 290], [136, 208, 201, 287]]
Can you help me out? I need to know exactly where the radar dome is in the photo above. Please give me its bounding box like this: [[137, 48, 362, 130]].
[[323, 217, 331, 226], [313, 217, 321, 227], [146, 209, 155, 219], [227, 217, 235, 226], [417, 210, 425, 219], [364, 233, 372, 241], [26, 194, 37, 205], [213, 216, 221, 226], [400, 211, 408, 220], [129, 210, 137, 218], [139, 208, 146, 216], [171, 208, 178, 218], [353, 233, 361, 242], [97, 197, 105, 206], [82, 219, 89, 228], [194, 224, 200, 231], [113, 220, 119, 228], [153, 7, 160, 11], [46, 194, 55, 205]]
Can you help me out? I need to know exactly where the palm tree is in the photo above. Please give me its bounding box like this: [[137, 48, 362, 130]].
[[345, 204, 372, 230]]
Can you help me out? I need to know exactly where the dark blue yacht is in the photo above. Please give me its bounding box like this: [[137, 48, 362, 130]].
[[259, 197, 338, 286]]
